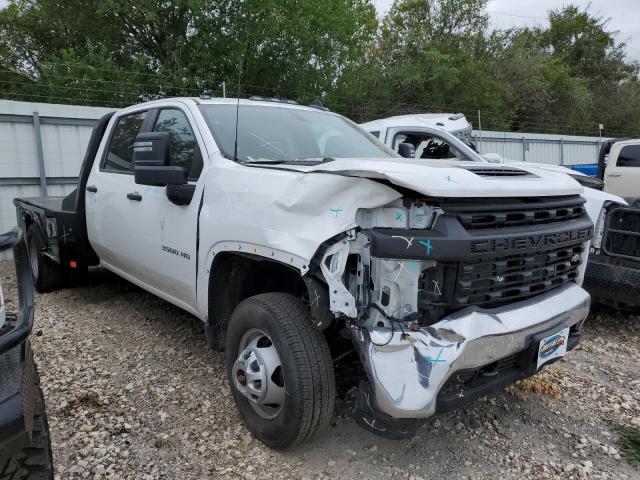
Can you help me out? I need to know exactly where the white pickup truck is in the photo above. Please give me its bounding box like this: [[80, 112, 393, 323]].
[[596, 138, 640, 201], [15, 97, 598, 448]]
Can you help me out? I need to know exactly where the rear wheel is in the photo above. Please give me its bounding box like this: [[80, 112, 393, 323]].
[[226, 293, 335, 449], [25, 224, 62, 293]]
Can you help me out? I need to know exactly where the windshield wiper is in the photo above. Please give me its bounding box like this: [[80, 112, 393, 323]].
[[242, 157, 335, 166]]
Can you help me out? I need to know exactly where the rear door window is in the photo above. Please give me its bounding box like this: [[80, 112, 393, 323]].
[[103, 111, 147, 172], [617, 145, 640, 167]]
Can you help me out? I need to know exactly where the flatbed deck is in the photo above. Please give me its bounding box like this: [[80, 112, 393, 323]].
[[16, 197, 67, 213], [13, 195, 98, 269]]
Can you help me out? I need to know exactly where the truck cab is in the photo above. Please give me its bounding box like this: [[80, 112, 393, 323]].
[[15, 97, 604, 448], [600, 139, 640, 200]]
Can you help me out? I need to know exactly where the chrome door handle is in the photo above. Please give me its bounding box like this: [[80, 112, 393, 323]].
[[607, 173, 621, 177]]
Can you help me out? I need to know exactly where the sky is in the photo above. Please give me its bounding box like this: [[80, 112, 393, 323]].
[[373, 0, 640, 60]]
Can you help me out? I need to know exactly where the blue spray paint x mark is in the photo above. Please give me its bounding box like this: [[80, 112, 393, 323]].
[[395, 212, 403, 221], [426, 347, 446, 365], [419, 239, 433, 255], [446, 175, 457, 184], [330, 208, 343, 218]]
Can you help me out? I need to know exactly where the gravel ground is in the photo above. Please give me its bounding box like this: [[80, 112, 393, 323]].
[[1, 261, 639, 480]]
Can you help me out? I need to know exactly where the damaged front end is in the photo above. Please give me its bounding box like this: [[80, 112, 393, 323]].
[[316, 195, 593, 439]]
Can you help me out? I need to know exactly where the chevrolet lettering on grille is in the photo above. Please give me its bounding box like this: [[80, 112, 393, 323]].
[[470, 228, 593, 255]]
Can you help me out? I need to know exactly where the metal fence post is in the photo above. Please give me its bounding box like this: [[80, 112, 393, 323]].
[[522, 137, 526, 161], [559, 138, 564, 166], [32, 111, 48, 196]]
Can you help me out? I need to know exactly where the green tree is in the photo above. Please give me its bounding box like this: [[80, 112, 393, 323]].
[[0, 0, 377, 105], [332, 0, 509, 123]]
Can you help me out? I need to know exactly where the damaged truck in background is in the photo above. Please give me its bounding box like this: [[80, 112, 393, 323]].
[[14, 97, 600, 448]]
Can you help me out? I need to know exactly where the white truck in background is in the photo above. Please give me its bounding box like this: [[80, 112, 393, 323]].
[[361, 113, 605, 189], [362, 114, 640, 311], [14, 97, 601, 449], [596, 138, 640, 201]]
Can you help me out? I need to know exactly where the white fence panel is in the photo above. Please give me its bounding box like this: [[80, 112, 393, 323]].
[[473, 130, 610, 166], [0, 100, 114, 259]]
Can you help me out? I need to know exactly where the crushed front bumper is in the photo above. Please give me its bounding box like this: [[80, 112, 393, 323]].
[[351, 283, 590, 423]]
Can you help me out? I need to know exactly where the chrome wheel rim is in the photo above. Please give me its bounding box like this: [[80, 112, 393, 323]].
[[28, 238, 39, 279], [232, 328, 285, 419]]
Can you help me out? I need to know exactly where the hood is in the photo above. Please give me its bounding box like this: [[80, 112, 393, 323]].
[[483, 153, 585, 176], [257, 157, 583, 198]]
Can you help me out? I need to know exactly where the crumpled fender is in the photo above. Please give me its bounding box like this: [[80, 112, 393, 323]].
[[195, 160, 401, 316]]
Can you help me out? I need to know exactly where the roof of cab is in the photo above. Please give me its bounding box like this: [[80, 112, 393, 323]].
[[117, 96, 335, 115]]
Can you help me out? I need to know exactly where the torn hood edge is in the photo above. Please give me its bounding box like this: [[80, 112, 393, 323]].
[[248, 157, 584, 198]]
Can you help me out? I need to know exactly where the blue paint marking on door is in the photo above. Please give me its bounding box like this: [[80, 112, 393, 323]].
[[330, 208, 343, 218]]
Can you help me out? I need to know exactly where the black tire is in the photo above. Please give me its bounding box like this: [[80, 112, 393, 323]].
[[225, 293, 335, 449], [0, 365, 54, 479], [25, 224, 62, 293]]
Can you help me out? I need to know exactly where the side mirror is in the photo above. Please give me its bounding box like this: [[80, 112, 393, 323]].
[[133, 132, 188, 187], [134, 165, 188, 187], [132, 132, 170, 167], [397, 142, 416, 159]]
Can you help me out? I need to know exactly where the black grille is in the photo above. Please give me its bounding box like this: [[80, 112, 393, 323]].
[[454, 243, 584, 307], [463, 167, 530, 177], [440, 195, 586, 230]]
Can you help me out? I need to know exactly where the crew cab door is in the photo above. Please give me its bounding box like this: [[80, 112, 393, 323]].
[[85, 109, 150, 274], [126, 105, 205, 307], [604, 142, 640, 198]]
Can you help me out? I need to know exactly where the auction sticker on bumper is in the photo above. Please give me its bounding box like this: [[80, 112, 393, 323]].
[[537, 327, 570, 369]]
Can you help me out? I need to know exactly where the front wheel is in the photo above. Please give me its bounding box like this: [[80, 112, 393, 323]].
[[226, 293, 335, 449]]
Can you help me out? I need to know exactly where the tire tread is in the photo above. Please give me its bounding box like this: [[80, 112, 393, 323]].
[[0, 367, 53, 479], [228, 292, 335, 448]]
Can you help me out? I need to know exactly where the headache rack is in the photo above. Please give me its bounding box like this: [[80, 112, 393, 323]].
[[602, 207, 640, 262]]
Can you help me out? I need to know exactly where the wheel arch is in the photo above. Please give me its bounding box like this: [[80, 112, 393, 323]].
[[205, 251, 331, 351]]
